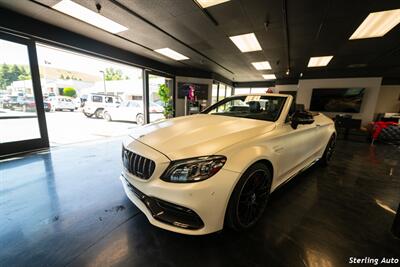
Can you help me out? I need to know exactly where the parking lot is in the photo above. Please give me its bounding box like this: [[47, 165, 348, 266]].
[[45, 111, 139, 146], [0, 108, 139, 146]]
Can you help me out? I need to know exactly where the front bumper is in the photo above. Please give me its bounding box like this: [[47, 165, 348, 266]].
[[122, 176, 204, 230], [121, 138, 241, 235]]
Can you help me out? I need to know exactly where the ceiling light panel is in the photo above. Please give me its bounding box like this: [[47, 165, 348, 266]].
[[53, 0, 128, 34], [229, 33, 262, 53], [251, 61, 272, 70], [307, 56, 333, 67], [262, 74, 276, 80], [154, 48, 189, 61], [350, 9, 400, 39], [196, 0, 230, 8]]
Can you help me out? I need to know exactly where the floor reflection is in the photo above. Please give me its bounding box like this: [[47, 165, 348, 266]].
[[1, 140, 399, 267]]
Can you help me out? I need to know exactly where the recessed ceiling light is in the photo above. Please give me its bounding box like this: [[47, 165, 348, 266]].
[[307, 56, 333, 67], [154, 48, 189, 61], [195, 0, 230, 8], [350, 9, 400, 39], [262, 74, 276, 80], [53, 0, 128, 34], [229, 33, 262, 53], [251, 61, 271, 70]]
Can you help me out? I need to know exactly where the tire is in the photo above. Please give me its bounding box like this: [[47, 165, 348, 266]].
[[226, 163, 272, 231], [103, 111, 112, 121], [70, 109, 74, 112], [320, 134, 336, 166], [95, 109, 104, 119], [84, 112, 93, 118], [136, 113, 144, 125]]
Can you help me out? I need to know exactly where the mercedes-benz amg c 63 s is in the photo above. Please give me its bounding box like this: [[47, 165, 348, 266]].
[[120, 94, 336, 235]]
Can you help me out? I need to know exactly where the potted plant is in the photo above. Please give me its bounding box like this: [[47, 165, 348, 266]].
[[157, 84, 174, 119]]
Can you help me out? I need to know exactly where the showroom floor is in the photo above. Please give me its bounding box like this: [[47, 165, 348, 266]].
[[1, 138, 399, 267]]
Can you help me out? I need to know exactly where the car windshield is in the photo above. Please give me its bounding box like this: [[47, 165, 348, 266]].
[[203, 95, 287, 122]]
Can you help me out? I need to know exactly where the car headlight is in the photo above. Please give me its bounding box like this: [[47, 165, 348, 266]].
[[161, 156, 227, 183]]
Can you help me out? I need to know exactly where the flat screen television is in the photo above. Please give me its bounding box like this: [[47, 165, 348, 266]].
[[177, 82, 208, 100], [310, 88, 365, 113]]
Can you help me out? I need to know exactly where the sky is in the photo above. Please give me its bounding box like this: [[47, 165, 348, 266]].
[[0, 39, 142, 80]]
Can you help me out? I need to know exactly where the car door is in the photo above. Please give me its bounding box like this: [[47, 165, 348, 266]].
[[112, 101, 129, 121], [272, 119, 318, 185], [127, 101, 141, 121]]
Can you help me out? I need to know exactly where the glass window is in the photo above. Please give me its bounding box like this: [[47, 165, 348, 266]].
[[212, 83, 218, 104], [92, 95, 102, 102], [218, 84, 226, 101], [226, 86, 232, 97], [204, 95, 287, 122], [0, 38, 41, 143], [37, 43, 144, 145], [148, 74, 173, 123]]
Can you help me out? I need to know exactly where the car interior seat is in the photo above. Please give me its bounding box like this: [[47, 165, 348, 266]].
[[248, 101, 261, 113]]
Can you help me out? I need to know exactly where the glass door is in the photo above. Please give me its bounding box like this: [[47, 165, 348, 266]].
[[0, 32, 48, 156], [147, 73, 174, 123]]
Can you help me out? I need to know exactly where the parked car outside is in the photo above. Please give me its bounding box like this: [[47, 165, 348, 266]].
[[82, 94, 121, 118], [47, 96, 75, 112], [3, 95, 26, 110], [43, 100, 51, 112], [103, 100, 164, 125], [120, 94, 336, 235]]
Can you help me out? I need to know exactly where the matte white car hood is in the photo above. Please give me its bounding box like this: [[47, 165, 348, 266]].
[[130, 114, 275, 160]]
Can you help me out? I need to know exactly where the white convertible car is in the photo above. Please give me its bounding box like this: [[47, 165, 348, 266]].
[[120, 94, 336, 235]]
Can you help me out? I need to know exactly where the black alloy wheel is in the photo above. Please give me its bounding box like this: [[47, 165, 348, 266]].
[[321, 135, 336, 166], [226, 163, 272, 231]]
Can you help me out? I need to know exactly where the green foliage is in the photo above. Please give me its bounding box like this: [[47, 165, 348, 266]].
[[0, 63, 31, 89], [63, 87, 76, 97], [157, 84, 174, 118], [104, 67, 127, 81]]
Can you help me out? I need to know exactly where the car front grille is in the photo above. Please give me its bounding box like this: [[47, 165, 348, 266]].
[[122, 147, 156, 180]]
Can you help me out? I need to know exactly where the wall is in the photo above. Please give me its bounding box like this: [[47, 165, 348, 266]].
[[375, 85, 400, 114], [175, 76, 213, 117], [274, 84, 298, 93], [295, 78, 382, 125]]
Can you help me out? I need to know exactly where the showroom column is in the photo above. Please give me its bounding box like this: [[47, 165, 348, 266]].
[[393, 202, 400, 238]]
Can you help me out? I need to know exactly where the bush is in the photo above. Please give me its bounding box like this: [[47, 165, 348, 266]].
[[63, 87, 76, 97]]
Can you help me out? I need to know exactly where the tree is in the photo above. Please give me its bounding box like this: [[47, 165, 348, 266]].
[[63, 87, 76, 97], [18, 67, 30, 80], [0, 64, 31, 89], [157, 84, 174, 118], [104, 67, 124, 81]]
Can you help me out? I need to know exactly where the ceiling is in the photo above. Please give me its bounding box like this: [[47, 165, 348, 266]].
[[0, 0, 399, 82]]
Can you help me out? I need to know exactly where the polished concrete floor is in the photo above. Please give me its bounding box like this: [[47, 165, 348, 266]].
[[1, 139, 399, 267]]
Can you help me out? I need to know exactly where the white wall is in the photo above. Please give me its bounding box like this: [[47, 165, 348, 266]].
[[175, 76, 213, 117], [295, 77, 382, 125], [274, 84, 298, 93], [375, 85, 400, 114]]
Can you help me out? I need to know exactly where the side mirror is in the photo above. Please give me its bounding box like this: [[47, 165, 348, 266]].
[[291, 111, 314, 129]]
